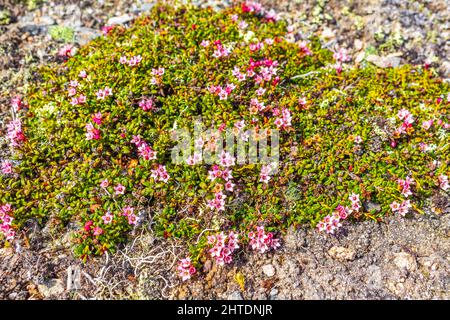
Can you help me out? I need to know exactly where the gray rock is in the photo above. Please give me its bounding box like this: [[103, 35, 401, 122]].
[[37, 16, 56, 26], [107, 14, 133, 26], [228, 291, 243, 300], [393, 252, 417, 272], [366, 54, 402, 68], [38, 279, 65, 298], [328, 246, 357, 261], [262, 264, 276, 277], [75, 27, 101, 46]]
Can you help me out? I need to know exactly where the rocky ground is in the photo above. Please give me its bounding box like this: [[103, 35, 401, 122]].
[[0, 0, 449, 300]]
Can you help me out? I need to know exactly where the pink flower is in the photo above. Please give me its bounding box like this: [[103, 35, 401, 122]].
[[151, 165, 170, 183], [1, 161, 13, 175], [225, 180, 235, 192], [84, 220, 93, 232], [11, 96, 23, 111], [92, 112, 102, 125], [349, 193, 360, 203], [127, 55, 142, 67], [333, 48, 351, 62], [152, 67, 165, 76], [138, 97, 155, 111], [397, 177, 413, 197], [6, 119, 26, 147], [58, 44, 75, 57], [438, 175, 449, 191], [79, 70, 87, 78], [119, 56, 128, 64], [96, 87, 113, 100], [354, 136, 363, 144], [85, 123, 100, 140], [200, 40, 210, 47], [177, 257, 196, 281], [219, 151, 236, 167], [248, 226, 280, 253], [397, 200, 411, 217], [77, 95, 87, 104], [114, 183, 126, 195], [207, 231, 240, 266], [100, 179, 109, 188], [93, 226, 103, 236], [68, 87, 77, 97], [390, 201, 401, 212], [102, 212, 113, 224], [127, 213, 138, 225], [102, 25, 114, 36], [422, 120, 433, 130], [298, 41, 312, 56]]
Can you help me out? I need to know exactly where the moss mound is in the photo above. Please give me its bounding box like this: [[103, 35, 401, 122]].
[[1, 2, 448, 265]]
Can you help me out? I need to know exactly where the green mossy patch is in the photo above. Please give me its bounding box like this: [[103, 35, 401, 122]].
[[1, 3, 448, 265]]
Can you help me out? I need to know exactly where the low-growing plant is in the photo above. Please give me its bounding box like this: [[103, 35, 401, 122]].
[[0, 1, 448, 279]]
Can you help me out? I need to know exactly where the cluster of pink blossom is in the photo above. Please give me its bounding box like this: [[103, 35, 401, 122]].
[[212, 40, 231, 58], [58, 44, 75, 58], [131, 135, 157, 161], [207, 190, 227, 211], [186, 152, 202, 166], [11, 96, 24, 111], [318, 194, 360, 234], [248, 226, 280, 253], [298, 41, 312, 56], [232, 66, 247, 82], [68, 80, 87, 106], [208, 165, 235, 191], [332, 48, 351, 73], [138, 97, 155, 111], [0, 204, 15, 241], [150, 67, 165, 85], [390, 200, 412, 216], [208, 165, 233, 181], [119, 55, 142, 67], [96, 86, 113, 100], [259, 162, 277, 184], [122, 206, 138, 225], [151, 165, 170, 183], [438, 174, 449, 191], [101, 25, 114, 36], [85, 123, 100, 140], [177, 257, 196, 281], [92, 112, 102, 125], [1, 160, 13, 175], [394, 108, 415, 136], [249, 97, 265, 113], [241, 1, 263, 14], [273, 107, 292, 129], [265, 9, 279, 22], [208, 83, 236, 100], [207, 231, 240, 265], [317, 204, 352, 234], [84, 220, 103, 236], [6, 119, 25, 147], [218, 151, 236, 167], [397, 176, 413, 197], [333, 48, 351, 63], [249, 41, 264, 52]]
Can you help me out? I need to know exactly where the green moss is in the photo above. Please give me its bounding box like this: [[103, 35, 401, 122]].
[[49, 25, 75, 43], [1, 2, 448, 263]]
